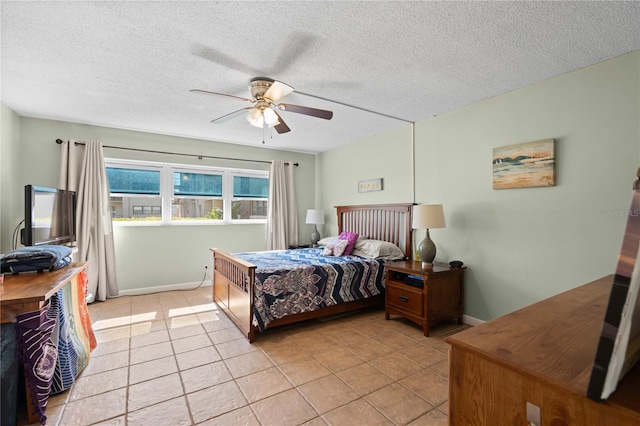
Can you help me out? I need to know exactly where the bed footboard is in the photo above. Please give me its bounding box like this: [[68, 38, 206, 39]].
[[210, 248, 256, 342]]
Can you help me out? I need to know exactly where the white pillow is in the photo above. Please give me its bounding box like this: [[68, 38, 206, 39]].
[[351, 239, 405, 260], [354, 235, 369, 249], [317, 236, 336, 246]]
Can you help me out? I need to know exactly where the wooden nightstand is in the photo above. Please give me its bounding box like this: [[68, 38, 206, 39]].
[[288, 244, 311, 249], [385, 260, 465, 336]]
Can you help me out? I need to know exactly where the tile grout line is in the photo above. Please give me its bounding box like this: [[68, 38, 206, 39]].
[[37, 288, 464, 426]]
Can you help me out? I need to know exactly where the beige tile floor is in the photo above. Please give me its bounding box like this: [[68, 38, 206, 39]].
[[19, 285, 469, 426]]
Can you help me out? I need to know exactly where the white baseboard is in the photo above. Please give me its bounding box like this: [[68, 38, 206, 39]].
[[118, 281, 212, 297], [462, 314, 485, 327]]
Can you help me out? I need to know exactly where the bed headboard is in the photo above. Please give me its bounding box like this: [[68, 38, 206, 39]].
[[336, 203, 414, 259]]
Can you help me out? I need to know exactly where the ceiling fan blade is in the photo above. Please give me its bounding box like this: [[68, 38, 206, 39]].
[[191, 43, 264, 76], [272, 110, 291, 134], [277, 103, 333, 120], [264, 80, 294, 103], [190, 89, 253, 103], [272, 31, 319, 74], [211, 107, 252, 123]]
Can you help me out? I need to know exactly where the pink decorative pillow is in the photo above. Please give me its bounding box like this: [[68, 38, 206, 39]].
[[338, 232, 359, 255], [322, 238, 349, 256]]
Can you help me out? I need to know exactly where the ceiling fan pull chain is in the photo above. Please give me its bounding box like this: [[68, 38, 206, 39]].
[[262, 124, 266, 144]]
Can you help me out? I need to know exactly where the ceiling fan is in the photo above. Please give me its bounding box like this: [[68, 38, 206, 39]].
[[190, 77, 333, 134]]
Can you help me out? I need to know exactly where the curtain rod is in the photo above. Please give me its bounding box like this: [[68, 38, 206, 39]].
[[55, 139, 299, 166]]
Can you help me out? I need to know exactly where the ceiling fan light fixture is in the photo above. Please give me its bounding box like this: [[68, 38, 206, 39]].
[[247, 107, 264, 128], [263, 107, 280, 127], [246, 106, 280, 128]]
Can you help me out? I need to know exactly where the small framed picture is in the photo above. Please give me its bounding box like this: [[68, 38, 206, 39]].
[[358, 178, 383, 193]]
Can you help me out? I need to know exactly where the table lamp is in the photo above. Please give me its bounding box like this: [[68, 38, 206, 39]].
[[412, 204, 446, 268], [305, 209, 324, 246]]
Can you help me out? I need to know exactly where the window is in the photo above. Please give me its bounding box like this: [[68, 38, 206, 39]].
[[172, 170, 223, 221], [132, 206, 161, 216], [105, 158, 268, 224], [231, 175, 269, 219], [106, 164, 162, 222]]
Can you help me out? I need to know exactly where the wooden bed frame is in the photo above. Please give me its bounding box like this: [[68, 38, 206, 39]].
[[210, 203, 413, 342]]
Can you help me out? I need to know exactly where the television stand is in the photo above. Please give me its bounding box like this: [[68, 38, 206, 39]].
[[0, 262, 95, 424]]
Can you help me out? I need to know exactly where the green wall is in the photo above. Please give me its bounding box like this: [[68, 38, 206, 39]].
[[2, 117, 316, 293], [319, 50, 640, 322], [0, 104, 22, 252], [3, 51, 639, 314], [317, 124, 414, 235]]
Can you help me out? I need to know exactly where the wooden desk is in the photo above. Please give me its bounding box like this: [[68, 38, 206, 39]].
[[446, 275, 640, 425], [1, 262, 88, 323], [0, 263, 91, 424]]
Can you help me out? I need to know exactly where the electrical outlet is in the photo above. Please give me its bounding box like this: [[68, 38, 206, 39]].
[[203, 265, 208, 273], [526, 402, 540, 426]]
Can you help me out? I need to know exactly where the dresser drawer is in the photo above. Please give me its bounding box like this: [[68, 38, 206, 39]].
[[386, 282, 423, 316]]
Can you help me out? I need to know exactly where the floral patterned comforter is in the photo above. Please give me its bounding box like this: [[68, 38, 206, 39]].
[[233, 248, 386, 331]]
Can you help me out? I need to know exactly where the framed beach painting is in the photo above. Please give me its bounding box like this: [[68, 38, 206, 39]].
[[492, 139, 555, 189]]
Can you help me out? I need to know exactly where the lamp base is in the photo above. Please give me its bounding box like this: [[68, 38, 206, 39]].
[[418, 229, 436, 266], [310, 226, 321, 247]]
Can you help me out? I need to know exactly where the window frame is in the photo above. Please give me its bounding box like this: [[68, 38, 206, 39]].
[[105, 158, 269, 226]]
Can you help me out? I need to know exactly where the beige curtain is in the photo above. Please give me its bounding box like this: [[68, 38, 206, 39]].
[[266, 160, 298, 250], [58, 140, 118, 302]]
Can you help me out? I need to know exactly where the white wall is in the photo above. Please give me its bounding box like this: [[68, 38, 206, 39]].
[[319, 50, 640, 322], [3, 117, 317, 293]]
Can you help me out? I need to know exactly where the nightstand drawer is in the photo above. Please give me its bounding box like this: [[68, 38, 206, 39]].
[[386, 283, 423, 316], [385, 260, 465, 337]]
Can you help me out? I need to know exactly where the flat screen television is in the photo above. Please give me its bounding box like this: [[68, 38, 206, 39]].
[[21, 185, 77, 246]]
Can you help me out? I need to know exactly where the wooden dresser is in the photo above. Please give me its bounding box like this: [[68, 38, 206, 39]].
[[446, 275, 640, 425]]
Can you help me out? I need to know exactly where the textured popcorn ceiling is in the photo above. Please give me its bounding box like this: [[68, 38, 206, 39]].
[[2, 1, 639, 154]]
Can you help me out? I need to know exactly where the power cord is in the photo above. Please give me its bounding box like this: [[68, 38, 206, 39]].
[[184, 270, 208, 291], [129, 269, 210, 298], [12, 220, 24, 250]]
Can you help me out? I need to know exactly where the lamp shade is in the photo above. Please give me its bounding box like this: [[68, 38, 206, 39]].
[[305, 209, 324, 225], [262, 108, 279, 126], [246, 107, 264, 127], [412, 204, 445, 229]]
